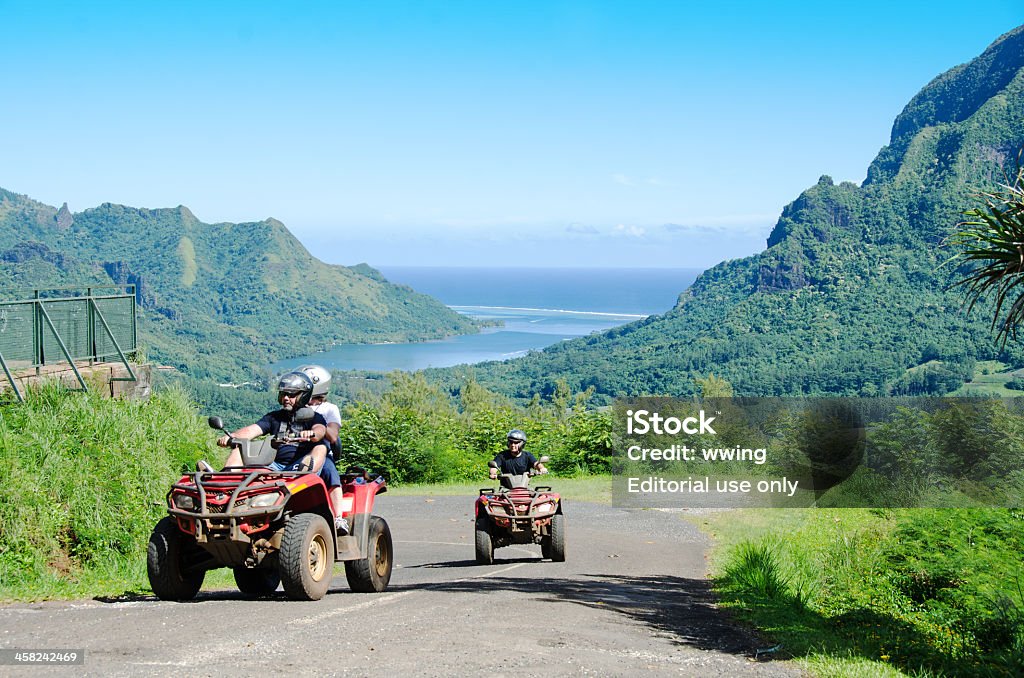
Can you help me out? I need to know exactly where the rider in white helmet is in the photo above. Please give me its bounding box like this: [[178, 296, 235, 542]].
[[299, 365, 347, 534], [299, 365, 342, 459]]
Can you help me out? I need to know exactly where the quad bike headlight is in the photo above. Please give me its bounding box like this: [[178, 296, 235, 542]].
[[171, 493, 197, 511], [247, 493, 283, 509], [534, 502, 554, 515]]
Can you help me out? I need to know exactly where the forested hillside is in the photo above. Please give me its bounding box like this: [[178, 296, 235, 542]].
[[0, 194, 476, 381], [453, 25, 1024, 400]]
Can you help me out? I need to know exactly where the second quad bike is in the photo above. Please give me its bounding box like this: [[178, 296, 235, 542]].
[[474, 457, 565, 564], [147, 412, 392, 601]]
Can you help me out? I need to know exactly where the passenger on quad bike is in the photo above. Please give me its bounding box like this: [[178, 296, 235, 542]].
[[489, 429, 547, 486], [299, 365, 342, 459], [218, 371, 348, 534], [298, 364, 345, 525]]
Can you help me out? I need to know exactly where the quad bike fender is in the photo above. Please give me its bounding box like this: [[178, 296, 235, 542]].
[[335, 481, 383, 561], [283, 473, 333, 515], [337, 482, 381, 517], [281, 474, 337, 555]]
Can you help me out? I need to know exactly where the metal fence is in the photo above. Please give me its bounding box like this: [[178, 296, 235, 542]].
[[0, 286, 138, 400]]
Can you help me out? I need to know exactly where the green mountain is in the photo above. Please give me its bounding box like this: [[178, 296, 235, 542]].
[[455, 25, 1024, 400], [0, 193, 476, 381]]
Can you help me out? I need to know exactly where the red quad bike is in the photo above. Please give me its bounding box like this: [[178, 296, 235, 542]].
[[474, 456, 565, 564], [147, 412, 393, 601]]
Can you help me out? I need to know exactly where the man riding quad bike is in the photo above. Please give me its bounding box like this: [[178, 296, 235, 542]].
[[147, 372, 393, 601], [473, 429, 566, 564]]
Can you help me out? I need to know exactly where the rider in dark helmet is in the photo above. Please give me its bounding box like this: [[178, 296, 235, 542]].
[[218, 371, 348, 533], [489, 429, 547, 481], [277, 371, 315, 410], [218, 372, 325, 469]]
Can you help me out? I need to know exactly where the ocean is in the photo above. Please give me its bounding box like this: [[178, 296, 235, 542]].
[[272, 267, 701, 372]]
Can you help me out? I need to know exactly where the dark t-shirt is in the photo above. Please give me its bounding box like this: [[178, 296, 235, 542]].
[[255, 409, 328, 467], [491, 449, 538, 476]]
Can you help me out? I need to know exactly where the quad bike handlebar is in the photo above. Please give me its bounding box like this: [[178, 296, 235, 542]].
[[487, 455, 550, 481], [206, 415, 321, 470]]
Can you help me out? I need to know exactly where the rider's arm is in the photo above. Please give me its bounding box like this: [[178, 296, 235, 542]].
[[300, 423, 327, 442], [217, 423, 264, 448], [529, 453, 547, 474], [319, 403, 342, 444], [218, 422, 267, 469], [299, 413, 328, 443]]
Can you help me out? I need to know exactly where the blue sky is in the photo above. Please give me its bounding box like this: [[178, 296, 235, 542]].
[[2, 2, 1022, 268]]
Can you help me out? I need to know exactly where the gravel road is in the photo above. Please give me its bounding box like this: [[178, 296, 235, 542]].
[[0, 495, 803, 677]]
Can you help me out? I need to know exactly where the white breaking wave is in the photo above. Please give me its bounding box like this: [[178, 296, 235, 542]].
[[451, 304, 647, 319]]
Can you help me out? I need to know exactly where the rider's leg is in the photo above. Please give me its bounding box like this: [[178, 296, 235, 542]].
[[309, 443, 328, 473], [221, 448, 242, 469], [318, 458, 349, 534]]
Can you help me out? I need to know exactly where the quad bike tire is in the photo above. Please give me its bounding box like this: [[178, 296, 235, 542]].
[[279, 513, 333, 601], [147, 517, 205, 601], [345, 515, 393, 593], [233, 567, 281, 595], [548, 513, 566, 562], [475, 516, 494, 565]]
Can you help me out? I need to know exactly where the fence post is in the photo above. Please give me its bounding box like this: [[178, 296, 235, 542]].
[[87, 287, 95, 367], [33, 290, 41, 377]]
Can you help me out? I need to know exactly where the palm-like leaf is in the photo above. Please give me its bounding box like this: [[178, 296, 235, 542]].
[[947, 163, 1024, 347]]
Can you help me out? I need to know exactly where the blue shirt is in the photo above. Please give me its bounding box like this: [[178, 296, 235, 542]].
[[255, 409, 328, 467]]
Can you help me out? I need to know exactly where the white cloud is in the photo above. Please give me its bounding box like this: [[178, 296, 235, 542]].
[[612, 173, 635, 187], [614, 223, 646, 238]]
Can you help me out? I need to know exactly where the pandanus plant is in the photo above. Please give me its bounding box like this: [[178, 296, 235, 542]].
[[947, 160, 1024, 347]]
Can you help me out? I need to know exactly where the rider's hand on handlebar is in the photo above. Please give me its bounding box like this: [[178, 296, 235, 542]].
[[217, 435, 230, 447]]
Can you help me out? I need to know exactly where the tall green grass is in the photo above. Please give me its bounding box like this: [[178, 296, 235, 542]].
[[0, 383, 218, 600], [703, 508, 1024, 677]]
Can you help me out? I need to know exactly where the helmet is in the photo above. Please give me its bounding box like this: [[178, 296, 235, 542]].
[[299, 364, 331, 398], [506, 429, 527, 443], [277, 371, 314, 410]]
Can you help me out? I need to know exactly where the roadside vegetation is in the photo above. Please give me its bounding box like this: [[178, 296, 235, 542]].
[[337, 372, 612, 484], [701, 507, 1024, 677], [0, 383, 216, 600]]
